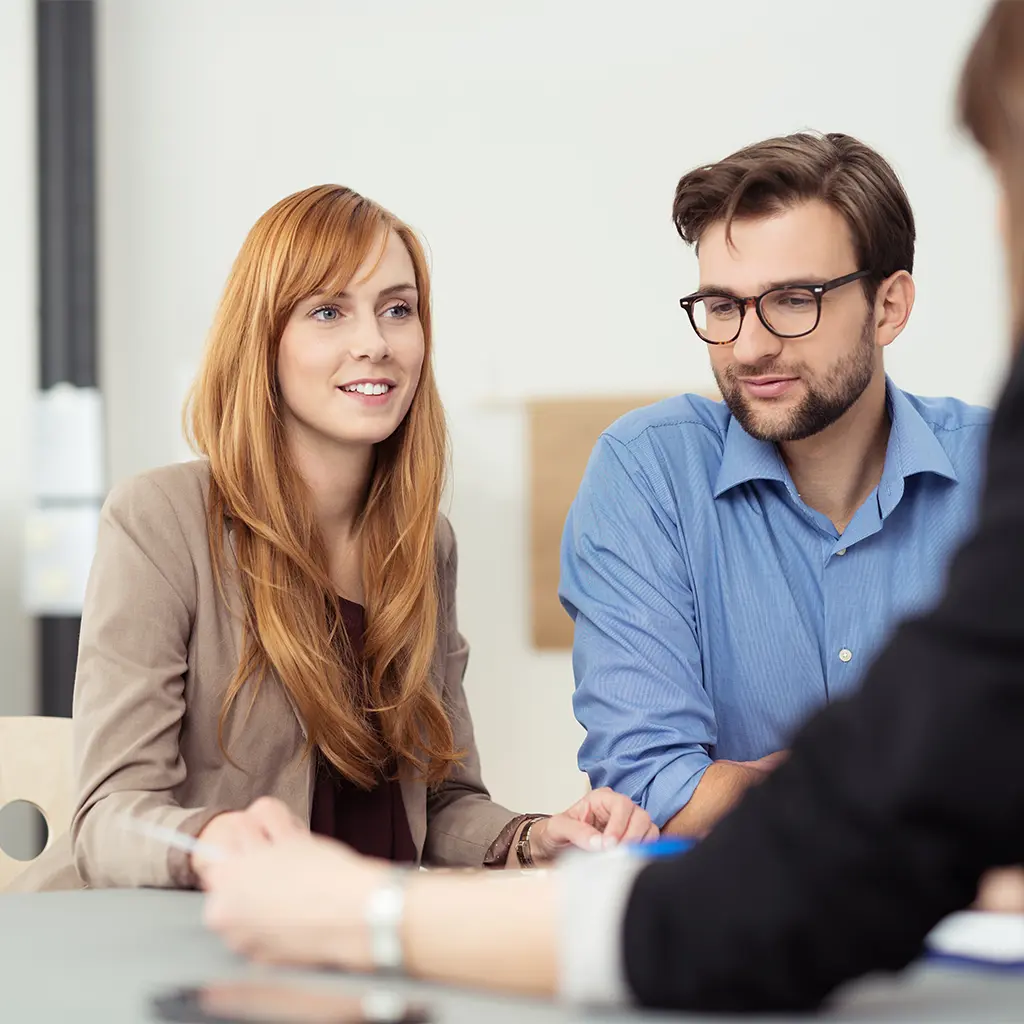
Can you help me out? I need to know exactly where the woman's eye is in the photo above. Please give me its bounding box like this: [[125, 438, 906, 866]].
[[310, 305, 341, 322], [381, 301, 414, 320]]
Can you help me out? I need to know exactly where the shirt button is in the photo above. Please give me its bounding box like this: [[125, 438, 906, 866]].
[[836, 548, 847, 556], [839, 648, 853, 663]]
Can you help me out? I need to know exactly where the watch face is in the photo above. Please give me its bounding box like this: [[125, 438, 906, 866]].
[[367, 871, 412, 972]]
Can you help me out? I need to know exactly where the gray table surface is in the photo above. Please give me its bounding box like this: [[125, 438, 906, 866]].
[[1, 890, 1022, 1023]]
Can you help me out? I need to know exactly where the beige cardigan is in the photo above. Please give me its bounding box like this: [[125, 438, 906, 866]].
[[11, 460, 516, 891]]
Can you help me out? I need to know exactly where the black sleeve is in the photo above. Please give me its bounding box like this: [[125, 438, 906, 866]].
[[623, 348, 1024, 1013]]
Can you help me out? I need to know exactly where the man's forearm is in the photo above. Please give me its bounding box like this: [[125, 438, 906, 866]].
[[662, 760, 767, 838]]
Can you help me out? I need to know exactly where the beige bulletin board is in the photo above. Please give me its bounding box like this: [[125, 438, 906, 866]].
[[528, 396, 667, 650]]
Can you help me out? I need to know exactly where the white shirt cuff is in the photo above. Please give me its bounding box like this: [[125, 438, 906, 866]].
[[556, 849, 646, 1006]]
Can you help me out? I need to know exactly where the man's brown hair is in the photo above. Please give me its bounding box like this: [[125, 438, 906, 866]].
[[672, 132, 915, 296]]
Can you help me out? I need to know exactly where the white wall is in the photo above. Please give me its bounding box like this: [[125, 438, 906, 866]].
[[0, 0, 36, 719], [97, 0, 1004, 815]]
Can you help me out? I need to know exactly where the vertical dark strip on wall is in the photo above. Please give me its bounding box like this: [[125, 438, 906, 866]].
[[36, 0, 98, 718]]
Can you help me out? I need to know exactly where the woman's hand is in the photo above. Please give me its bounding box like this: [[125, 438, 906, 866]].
[[192, 797, 306, 879], [202, 832, 388, 970], [527, 787, 658, 863]]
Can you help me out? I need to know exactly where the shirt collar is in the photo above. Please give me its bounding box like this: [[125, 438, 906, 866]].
[[713, 415, 789, 498], [882, 379, 958, 484], [713, 376, 958, 501]]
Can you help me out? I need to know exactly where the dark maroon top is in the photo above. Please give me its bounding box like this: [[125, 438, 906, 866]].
[[308, 598, 417, 863]]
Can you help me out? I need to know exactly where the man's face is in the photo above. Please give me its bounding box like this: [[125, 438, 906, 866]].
[[697, 200, 880, 442]]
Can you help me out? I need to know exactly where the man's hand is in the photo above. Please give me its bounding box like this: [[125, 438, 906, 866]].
[[749, 750, 789, 773]]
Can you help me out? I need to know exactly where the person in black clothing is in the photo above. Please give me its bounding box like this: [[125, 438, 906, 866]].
[[200, 1, 1024, 1011]]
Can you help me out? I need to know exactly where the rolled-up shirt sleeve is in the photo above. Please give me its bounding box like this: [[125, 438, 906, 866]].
[[560, 434, 716, 826]]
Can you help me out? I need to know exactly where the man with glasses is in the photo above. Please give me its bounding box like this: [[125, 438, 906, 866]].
[[560, 132, 990, 838]]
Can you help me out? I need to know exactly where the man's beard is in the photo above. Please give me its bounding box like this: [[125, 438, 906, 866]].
[[715, 318, 876, 443]]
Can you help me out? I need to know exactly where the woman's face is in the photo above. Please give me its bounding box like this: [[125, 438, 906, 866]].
[[277, 230, 425, 455]]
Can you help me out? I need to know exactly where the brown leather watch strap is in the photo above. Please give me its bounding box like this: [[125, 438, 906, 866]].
[[516, 817, 542, 868], [482, 813, 549, 868]]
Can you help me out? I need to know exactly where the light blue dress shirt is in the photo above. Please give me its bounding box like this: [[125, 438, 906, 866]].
[[559, 379, 990, 827]]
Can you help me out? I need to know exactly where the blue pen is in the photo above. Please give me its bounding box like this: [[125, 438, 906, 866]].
[[630, 836, 696, 858]]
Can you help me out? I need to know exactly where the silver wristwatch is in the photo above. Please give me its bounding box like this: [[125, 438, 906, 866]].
[[365, 867, 413, 972]]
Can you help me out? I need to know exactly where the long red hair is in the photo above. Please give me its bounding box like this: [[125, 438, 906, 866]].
[[187, 185, 458, 787]]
